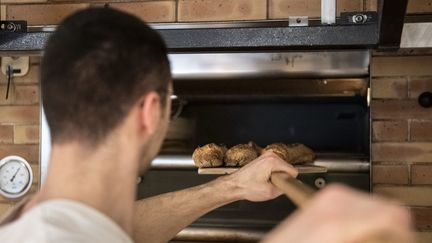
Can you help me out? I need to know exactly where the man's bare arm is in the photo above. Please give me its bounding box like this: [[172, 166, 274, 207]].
[[133, 153, 298, 243]]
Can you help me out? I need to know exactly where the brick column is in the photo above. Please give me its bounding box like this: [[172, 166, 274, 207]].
[[371, 55, 432, 243], [0, 57, 40, 214]]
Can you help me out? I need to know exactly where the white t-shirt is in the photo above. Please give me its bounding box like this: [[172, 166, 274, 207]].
[[0, 199, 133, 243]]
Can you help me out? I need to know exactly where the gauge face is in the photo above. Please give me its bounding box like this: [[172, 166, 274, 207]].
[[0, 156, 32, 198]]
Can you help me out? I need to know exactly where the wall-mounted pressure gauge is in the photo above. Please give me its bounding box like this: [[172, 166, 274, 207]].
[[0, 156, 33, 199]]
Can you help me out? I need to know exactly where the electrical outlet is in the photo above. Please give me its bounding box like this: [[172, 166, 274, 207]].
[[1, 56, 30, 77]]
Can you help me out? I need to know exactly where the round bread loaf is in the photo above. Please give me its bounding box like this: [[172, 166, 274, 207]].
[[285, 143, 315, 164], [224, 143, 259, 167], [262, 143, 291, 162], [192, 143, 227, 168], [263, 143, 315, 164]]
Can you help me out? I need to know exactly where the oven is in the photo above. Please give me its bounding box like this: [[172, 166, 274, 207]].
[[135, 50, 371, 242]]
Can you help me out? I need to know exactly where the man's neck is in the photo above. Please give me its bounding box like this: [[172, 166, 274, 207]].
[[26, 140, 141, 235]]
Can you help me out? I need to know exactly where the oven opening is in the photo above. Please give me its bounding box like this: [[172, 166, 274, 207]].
[[137, 77, 370, 240]]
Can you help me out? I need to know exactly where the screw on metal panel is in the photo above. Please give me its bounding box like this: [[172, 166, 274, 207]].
[[314, 177, 326, 189]]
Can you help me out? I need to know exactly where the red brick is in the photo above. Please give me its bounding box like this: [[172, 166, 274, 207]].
[[109, 1, 176, 23], [0, 144, 39, 163], [269, 0, 362, 19], [6, 4, 89, 25], [0, 85, 39, 105], [373, 164, 409, 185], [372, 121, 408, 142], [0, 86, 38, 105], [411, 207, 432, 230], [371, 100, 432, 120], [372, 56, 432, 77], [14, 85, 39, 105], [179, 0, 267, 22], [411, 120, 432, 142], [372, 143, 432, 163], [0, 85, 15, 105], [407, 0, 432, 14], [364, 0, 377, 11], [412, 165, 432, 185], [371, 77, 407, 99], [29, 56, 41, 65], [14, 125, 39, 144], [410, 78, 432, 99], [417, 232, 432, 243], [0, 0, 46, 3], [0, 106, 39, 124], [0, 204, 12, 216], [373, 186, 432, 206], [31, 164, 39, 186], [1, 6, 5, 21], [0, 125, 13, 144]]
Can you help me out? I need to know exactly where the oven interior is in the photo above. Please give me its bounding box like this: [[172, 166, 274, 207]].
[[137, 76, 370, 239]]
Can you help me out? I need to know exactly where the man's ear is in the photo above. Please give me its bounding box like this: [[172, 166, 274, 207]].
[[139, 92, 161, 135]]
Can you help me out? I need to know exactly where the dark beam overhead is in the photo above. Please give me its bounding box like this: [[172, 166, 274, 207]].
[[377, 0, 408, 50]]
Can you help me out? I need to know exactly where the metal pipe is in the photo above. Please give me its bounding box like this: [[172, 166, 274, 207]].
[[321, 0, 336, 25], [173, 227, 264, 242], [151, 154, 370, 173]]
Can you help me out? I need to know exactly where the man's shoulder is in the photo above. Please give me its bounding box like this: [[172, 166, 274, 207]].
[[0, 199, 133, 243]]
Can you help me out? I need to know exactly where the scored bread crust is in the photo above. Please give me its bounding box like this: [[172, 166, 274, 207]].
[[224, 143, 259, 167], [263, 143, 315, 164], [192, 143, 227, 168], [285, 143, 315, 164], [193, 142, 315, 168], [262, 143, 291, 162]]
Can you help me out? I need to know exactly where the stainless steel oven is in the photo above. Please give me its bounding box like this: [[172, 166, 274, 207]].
[[139, 50, 371, 241]]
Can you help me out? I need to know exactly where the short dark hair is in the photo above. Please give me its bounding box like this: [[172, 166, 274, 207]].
[[42, 8, 171, 145]]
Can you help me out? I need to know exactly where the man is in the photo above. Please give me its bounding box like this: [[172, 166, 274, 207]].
[[0, 8, 413, 243]]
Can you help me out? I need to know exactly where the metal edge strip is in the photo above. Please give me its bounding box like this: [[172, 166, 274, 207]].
[[151, 155, 370, 173]]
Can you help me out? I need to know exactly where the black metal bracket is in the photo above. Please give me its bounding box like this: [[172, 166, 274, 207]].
[[377, 0, 408, 50], [0, 21, 27, 33]]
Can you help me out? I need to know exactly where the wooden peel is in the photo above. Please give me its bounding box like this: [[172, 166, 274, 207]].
[[269, 173, 392, 243], [198, 166, 320, 208], [198, 165, 324, 208], [270, 172, 315, 208], [198, 167, 391, 243], [198, 164, 327, 175]]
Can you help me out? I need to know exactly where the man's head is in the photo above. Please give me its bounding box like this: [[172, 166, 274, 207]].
[[42, 8, 171, 172]]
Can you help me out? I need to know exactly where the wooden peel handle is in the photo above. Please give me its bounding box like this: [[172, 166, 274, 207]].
[[270, 172, 315, 208], [270, 172, 392, 243]]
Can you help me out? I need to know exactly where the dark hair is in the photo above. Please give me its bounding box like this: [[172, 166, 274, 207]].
[[42, 8, 171, 145]]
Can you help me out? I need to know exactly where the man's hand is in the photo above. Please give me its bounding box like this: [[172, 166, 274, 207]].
[[134, 151, 298, 242], [223, 152, 299, 202], [262, 185, 414, 243]]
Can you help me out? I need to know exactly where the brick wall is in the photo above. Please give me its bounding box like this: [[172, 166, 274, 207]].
[[0, 57, 40, 215], [371, 55, 432, 243], [0, 0, 381, 24], [1, 0, 432, 242]]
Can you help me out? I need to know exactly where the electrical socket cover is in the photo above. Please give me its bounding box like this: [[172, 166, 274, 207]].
[[1, 56, 30, 77]]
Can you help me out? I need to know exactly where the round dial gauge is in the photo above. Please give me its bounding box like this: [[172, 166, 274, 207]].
[[0, 156, 33, 198]]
